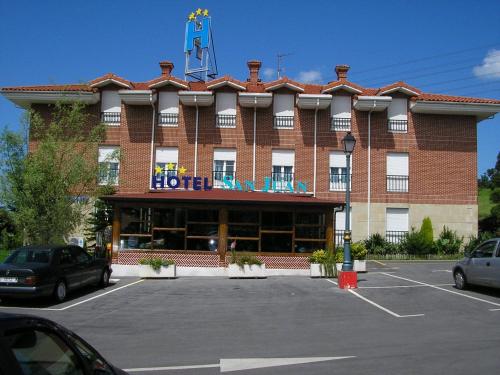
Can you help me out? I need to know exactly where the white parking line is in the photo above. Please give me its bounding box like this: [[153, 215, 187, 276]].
[[0, 279, 143, 311], [380, 273, 500, 308], [370, 260, 386, 266], [325, 279, 424, 318], [359, 284, 454, 289]]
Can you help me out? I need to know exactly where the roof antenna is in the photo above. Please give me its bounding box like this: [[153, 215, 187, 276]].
[[277, 52, 293, 79]]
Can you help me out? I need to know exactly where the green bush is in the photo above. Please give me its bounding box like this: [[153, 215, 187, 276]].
[[335, 247, 344, 263], [399, 228, 433, 255], [365, 233, 400, 255], [139, 257, 175, 272], [230, 249, 262, 269], [351, 241, 367, 260], [434, 226, 463, 255], [420, 217, 434, 247], [308, 249, 328, 264]]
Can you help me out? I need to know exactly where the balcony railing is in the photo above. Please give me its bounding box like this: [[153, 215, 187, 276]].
[[213, 171, 235, 188], [388, 119, 408, 133], [330, 173, 352, 191], [387, 175, 409, 192], [158, 113, 179, 126], [216, 114, 236, 128], [101, 112, 121, 125], [271, 172, 294, 191], [274, 116, 294, 129], [335, 230, 345, 246], [331, 117, 351, 131], [386, 231, 408, 244]]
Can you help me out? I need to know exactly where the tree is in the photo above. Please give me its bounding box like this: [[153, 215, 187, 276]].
[[420, 217, 434, 248], [0, 102, 106, 245]]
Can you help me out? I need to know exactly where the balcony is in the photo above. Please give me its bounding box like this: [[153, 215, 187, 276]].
[[274, 116, 294, 129], [271, 172, 294, 192], [331, 117, 351, 131], [387, 175, 409, 193], [388, 119, 408, 133], [385, 230, 408, 244], [158, 113, 179, 126], [330, 173, 352, 191], [213, 171, 235, 188], [101, 112, 121, 125], [216, 114, 236, 128]]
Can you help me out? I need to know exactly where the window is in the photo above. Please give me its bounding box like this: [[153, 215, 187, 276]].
[[98, 146, 119, 185], [215, 92, 237, 128], [67, 333, 114, 374], [335, 208, 352, 246], [386, 208, 409, 243], [155, 147, 178, 186], [386, 152, 409, 192], [329, 151, 351, 191], [272, 150, 294, 192], [273, 94, 294, 128], [120, 207, 152, 250], [158, 92, 179, 126], [100, 90, 121, 125], [213, 148, 236, 188], [472, 241, 497, 258], [7, 329, 85, 375], [387, 98, 408, 132], [331, 96, 351, 131]]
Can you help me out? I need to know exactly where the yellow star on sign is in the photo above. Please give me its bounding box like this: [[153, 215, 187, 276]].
[[178, 166, 187, 175], [196, 8, 202, 15], [154, 165, 163, 175], [203, 9, 209, 17], [166, 162, 175, 171], [188, 12, 196, 21]]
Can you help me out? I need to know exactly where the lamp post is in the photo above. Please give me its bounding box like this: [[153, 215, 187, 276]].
[[341, 131, 356, 272]]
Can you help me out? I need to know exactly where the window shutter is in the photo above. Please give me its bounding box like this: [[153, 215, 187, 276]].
[[387, 153, 408, 176], [158, 92, 179, 114], [273, 94, 294, 116], [98, 146, 119, 162], [156, 147, 178, 164], [329, 151, 349, 168], [335, 208, 352, 231], [386, 208, 409, 232], [101, 91, 121, 113], [331, 96, 352, 118], [213, 148, 236, 161], [272, 150, 295, 166], [216, 93, 237, 115], [388, 98, 407, 120]]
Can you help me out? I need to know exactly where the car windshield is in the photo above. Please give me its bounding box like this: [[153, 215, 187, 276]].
[[5, 249, 52, 264]]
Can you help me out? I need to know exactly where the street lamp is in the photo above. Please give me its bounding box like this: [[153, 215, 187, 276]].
[[341, 131, 356, 272]]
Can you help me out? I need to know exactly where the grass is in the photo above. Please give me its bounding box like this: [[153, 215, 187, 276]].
[[479, 188, 495, 219]]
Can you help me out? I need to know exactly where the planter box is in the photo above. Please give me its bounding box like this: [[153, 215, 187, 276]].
[[228, 264, 266, 279], [310, 263, 324, 278], [336, 260, 367, 273], [138, 264, 176, 279]]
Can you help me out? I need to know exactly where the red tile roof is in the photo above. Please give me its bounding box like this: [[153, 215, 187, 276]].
[[205, 75, 247, 90], [89, 73, 132, 88], [377, 81, 422, 96], [1, 84, 95, 92], [102, 190, 341, 206], [146, 75, 189, 89], [322, 80, 364, 94], [264, 77, 305, 92], [414, 93, 500, 104]]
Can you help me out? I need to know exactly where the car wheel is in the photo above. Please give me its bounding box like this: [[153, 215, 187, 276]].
[[100, 269, 110, 287], [54, 280, 67, 302], [454, 270, 467, 290]]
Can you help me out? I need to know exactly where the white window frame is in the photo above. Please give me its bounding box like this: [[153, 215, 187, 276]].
[[386, 208, 409, 243], [215, 92, 237, 128], [101, 90, 121, 126], [386, 152, 409, 193], [213, 148, 236, 188], [98, 146, 120, 186], [330, 96, 352, 131], [387, 98, 408, 133], [155, 147, 179, 183], [158, 92, 179, 127], [272, 150, 294, 191], [329, 151, 351, 191], [273, 94, 295, 129]]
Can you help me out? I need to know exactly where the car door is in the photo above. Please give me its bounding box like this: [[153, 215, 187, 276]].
[[468, 240, 497, 286], [70, 247, 97, 287], [57, 247, 82, 289]]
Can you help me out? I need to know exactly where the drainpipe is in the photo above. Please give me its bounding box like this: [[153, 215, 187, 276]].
[[313, 100, 319, 197], [194, 95, 199, 176], [148, 92, 156, 189], [252, 98, 257, 181], [367, 100, 376, 238]]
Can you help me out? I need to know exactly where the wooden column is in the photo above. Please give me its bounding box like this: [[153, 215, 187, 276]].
[[112, 206, 121, 260], [325, 209, 334, 252], [218, 208, 228, 265]]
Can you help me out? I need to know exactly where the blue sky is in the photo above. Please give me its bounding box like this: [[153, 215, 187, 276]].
[[1, 0, 499, 174]]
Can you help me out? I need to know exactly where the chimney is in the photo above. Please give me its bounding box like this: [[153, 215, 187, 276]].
[[159, 61, 174, 77], [335, 65, 350, 80], [247, 60, 262, 83]]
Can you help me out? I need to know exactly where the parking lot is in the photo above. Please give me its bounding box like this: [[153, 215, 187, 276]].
[[2, 261, 500, 374]]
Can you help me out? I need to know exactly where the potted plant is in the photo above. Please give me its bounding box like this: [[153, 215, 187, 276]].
[[228, 250, 266, 278], [309, 249, 337, 278], [138, 257, 176, 278]]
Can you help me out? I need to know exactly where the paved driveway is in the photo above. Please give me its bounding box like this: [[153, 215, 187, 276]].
[[2, 262, 500, 374]]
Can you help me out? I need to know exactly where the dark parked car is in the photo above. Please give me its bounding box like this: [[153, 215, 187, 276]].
[[453, 238, 500, 290], [0, 312, 128, 374], [0, 245, 112, 302]]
